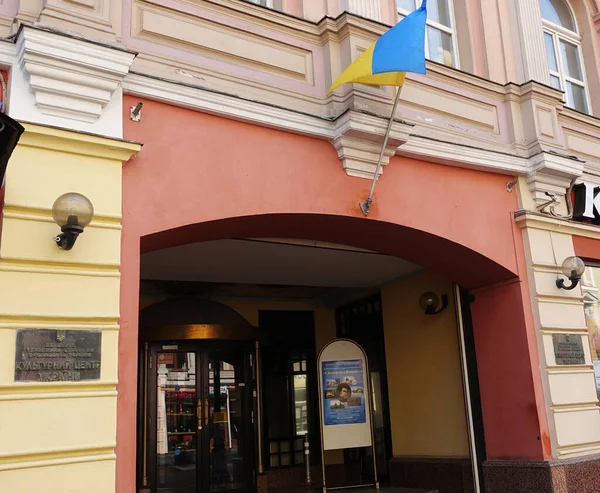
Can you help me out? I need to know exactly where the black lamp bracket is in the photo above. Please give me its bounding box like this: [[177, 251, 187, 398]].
[[54, 223, 84, 251], [556, 268, 582, 291], [556, 276, 580, 291], [424, 294, 449, 316]]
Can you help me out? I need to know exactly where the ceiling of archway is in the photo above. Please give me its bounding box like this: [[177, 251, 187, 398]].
[[140, 238, 422, 289]]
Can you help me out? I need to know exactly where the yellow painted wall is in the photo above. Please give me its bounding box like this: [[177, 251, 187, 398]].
[[381, 271, 470, 458], [0, 124, 140, 492]]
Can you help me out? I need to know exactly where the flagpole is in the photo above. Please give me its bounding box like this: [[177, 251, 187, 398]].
[[359, 85, 403, 217]]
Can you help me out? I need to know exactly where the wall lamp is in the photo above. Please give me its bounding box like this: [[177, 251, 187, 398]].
[[556, 256, 585, 291], [51, 192, 94, 250], [419, 291, 448, 316]]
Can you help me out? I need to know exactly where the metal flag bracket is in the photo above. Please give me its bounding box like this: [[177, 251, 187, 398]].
[[359, 86, 403, 217]]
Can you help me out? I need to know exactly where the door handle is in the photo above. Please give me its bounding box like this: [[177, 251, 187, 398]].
[[197, 399, 202, 430], [204, 398, 209, 425]]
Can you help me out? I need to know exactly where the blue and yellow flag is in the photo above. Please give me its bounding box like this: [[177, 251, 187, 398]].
[[329, 1, 427, 92]]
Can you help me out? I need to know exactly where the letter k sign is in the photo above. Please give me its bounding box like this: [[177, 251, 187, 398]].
[[574, 183, 600, 224]]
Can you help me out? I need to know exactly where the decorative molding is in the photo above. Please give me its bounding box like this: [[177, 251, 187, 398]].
[[0, 38, 16, 65], [526, 151, 585, 204], [37, 0, 120, 42], [509, 0, 550, 84], [515, 210, 600, 238], [16, 26, 136, 123], [17, 121, 142, 161], [14, 0, 45, 27], [331, 110, 412, 179], [398, 135, 532, 176], [131, 0, 315, 85], [123, 72, 336, 138], [123, 72, 539, 179]]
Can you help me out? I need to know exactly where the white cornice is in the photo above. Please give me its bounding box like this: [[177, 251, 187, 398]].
[[515, 211, 600, 238], [123, 72, 577, 180], [0, 40, 16, 67], [332, 110, 412, 179], [526, 151, 584, 203], [123, 72, 335, 138], [398, 135, 531, 175], [16, 27, 136, 123]]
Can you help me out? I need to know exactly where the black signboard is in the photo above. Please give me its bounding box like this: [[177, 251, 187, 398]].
[[15, 329, 101, 382], [552, 334, 586, 365]]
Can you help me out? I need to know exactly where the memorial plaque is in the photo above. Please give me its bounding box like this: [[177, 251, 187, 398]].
[[552, 334, 586, 365], [15, 329, 101, 382]]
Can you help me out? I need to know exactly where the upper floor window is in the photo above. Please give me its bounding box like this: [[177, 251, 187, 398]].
[[245, 0, 273, 7], [540, 0, 589, 113], [397, 0, 458, 68]]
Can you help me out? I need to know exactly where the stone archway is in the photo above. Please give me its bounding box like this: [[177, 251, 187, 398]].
[[116, 96, 551, 492]]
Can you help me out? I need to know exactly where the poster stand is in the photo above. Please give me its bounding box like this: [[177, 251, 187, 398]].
[[317, 338, 379, 493]]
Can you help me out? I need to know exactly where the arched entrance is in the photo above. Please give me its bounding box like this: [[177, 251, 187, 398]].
[[118, 96, 550, 493], [138, 299, 263, 493]]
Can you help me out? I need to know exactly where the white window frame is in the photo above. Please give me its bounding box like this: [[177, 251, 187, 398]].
[[397, 0, 460, 69], [244, 0, 274, 8], [541, 1, 591, 113]]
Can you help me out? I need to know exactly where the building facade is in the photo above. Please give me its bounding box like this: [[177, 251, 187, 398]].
[[1, 1, 600, 493]]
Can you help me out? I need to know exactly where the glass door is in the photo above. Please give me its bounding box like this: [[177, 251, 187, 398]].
[[153, 349, 199, 493], [148, 343, 254, 493], [202, 347, 252, 493]]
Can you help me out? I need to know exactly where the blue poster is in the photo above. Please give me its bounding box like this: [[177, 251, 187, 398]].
[[322, 359, 366, 426]]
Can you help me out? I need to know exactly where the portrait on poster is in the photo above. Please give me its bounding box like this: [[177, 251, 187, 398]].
[[321, 359, 366, 426]]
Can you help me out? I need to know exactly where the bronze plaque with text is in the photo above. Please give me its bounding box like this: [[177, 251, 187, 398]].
[[14, 329, 101, 382], [553, 334, 586, 365]]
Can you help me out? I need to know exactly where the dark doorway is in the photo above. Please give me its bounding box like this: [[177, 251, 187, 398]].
[[336, 294, 392, 481], [258, 310, 318, 471]]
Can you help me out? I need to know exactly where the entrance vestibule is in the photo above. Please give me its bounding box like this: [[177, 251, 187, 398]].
[[136, 238, 482, 493]]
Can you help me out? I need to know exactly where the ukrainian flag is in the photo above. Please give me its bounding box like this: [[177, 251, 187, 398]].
[[329, 0, 427, 92]]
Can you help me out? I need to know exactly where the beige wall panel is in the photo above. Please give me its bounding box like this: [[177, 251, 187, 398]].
[[0, 271, 120, 319], [541, 333, 555, 367], [536, 107, 556, 140], [532, 270, 583, 300], [538, 300, 586, 330], [0, 330, 16, 383], [132, 2, 314, 83], [547, 371, 599, 406], [0, 217, 121, 267], [4, 146, 122, 219], [0, 458, 115, 493], [564, 130, 600, 161], [382, 271, 469, 457], [0, 395, 116, 455], [554, 408, 600, 447], [523, 228, 555, 265], [402, 81, 499, 132]]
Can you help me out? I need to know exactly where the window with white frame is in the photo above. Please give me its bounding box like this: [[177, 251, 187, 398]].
[[397, 0, 458, 68], [540, 0, 589, 113], [245, 0, 273, 7]]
